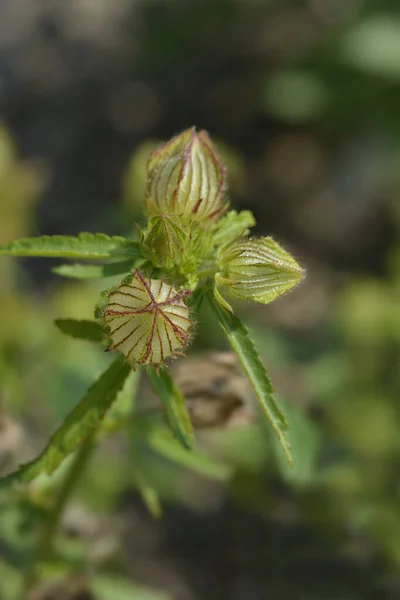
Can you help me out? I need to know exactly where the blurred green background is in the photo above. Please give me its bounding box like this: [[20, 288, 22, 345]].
[[1, 0, 400, 598]]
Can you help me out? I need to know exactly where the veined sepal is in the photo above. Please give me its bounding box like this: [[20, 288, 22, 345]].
[[139, 214, 189, 269], [145, 127, 228, 224], [215, 236, 304, 306]]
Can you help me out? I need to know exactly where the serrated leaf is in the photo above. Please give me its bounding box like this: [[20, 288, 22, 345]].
[[55, 319, 105, 343], [0, 356, 131, 490], [132, 422, 231, 481], [108, 368, 140, 421], [52, 259, 138, 279], [0, 233, 141, 260], [272, 398, 320, 486], [146, 367, 194, 450], [207, 291, 293, 467], [212, 209, 256, 245]]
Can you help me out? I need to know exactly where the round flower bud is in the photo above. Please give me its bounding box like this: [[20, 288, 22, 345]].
[[145, 127, 227, 223], [103, 270, 192, 368], [215, 237, 304, 309]]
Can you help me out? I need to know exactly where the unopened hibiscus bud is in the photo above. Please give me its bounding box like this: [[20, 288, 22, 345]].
[[146, 127, 227, 223], [103, 270, 192, 368], [215, 237, 304, 310], [141, 214, 188, 269]]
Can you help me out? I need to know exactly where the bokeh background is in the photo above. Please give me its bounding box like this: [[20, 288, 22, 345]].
[[1, 1, 400, 599]]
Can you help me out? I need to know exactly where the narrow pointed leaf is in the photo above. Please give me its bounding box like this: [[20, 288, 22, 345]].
[[55, 319, 106, 343], [206, 291, 293, 466], [108, 368, 141, 421], [0, 233, 140, 260], [0, 356, 131, 490], [132, 422, 231, 481], [52, 259, 137, 279], [147, 367, 194, 450], [272, 398, 320, 486], [131, 464, 163, 518]]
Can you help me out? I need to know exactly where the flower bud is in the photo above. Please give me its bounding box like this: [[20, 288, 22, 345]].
[[215, 237, 304, 309], [145, 127, 227, 223], [104, 270, 192, 368], [141, 214, 188, 269]]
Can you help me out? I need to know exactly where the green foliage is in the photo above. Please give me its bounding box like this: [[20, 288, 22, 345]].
[[0, 356, 130, 488], [54, 319, 106, 343], [131, 421, 231, 481], [130, 463, 163, 519], [0, 128, 303, 494], [272, 399, 320, 486], [0, 126, 306, 597], [206, 291, 293, 467], [2, 2, 400, 593], [52, 259, 139, 279], [0, 561, 22, 600], [146, 367, 194, 449], [0, 233, 141, 260], [211, 209, 256, 246]]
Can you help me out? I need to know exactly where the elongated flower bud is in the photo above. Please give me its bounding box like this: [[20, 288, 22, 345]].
[[215, 237, 304, 309], [146, 127, 227, 223], [103, 270, 192, 368]]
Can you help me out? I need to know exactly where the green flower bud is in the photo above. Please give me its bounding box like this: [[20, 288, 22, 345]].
[[140, 214, 188, 269], [104, 270, 193, 368], [145, 127, 227, 223], [215, 237, 304, 310]]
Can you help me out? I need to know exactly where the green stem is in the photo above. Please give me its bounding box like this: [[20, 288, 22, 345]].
[[21, 438, 95, 596], [40, 439, 95, 559], [196, 266, 218, 280]]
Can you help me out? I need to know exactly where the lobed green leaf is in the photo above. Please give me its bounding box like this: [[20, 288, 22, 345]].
[[0, 233, 141, 260], [206, 290, 293, 466], [52, 259, 138, 279], [55, 318, 106, 343], [146, 367, 194, 450], [212, 210, 256, 245], [0, 356, 131, 490]]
